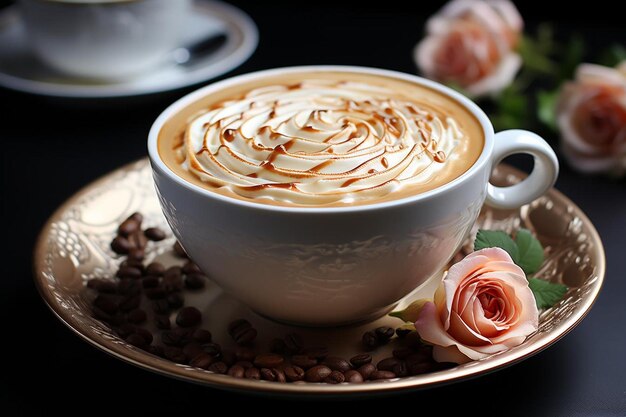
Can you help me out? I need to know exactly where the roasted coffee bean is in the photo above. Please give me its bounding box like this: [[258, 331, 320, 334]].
[[144, 227, 166, 241], [148, 345, 165, 358], [221, 350, 236, 366], [234, 361, 253, 369], [94, 295, 118, 315], [260, 367, 286, 382], [116, 266, 142, 279], [270, 338, 287, 354], [324, 370, 345, 384], [407, 362, 433, 376], [163, 346, 186, 363], [173, 241, 188, 258], [370, 370, 396, 380], [121, 259, 145, 272], [344, 370, 364, 383], [228, 319, 251, 336], [322, 356, 351, 372], [375, 326, 394, 342], [377, 357, 400, 372], [129, 230, 148, 250], [91, 306, 111, 321], [301, 346, 329, 360], [202, 343, 221, 356], [405, 331, 424, 349], [191, 329, 212, 343], [235, 347, 256, 362], [244, 367, 261, 380], [404, 351, 431, 366], [182, 261, 202, 275], [111, 236, 132, 254], [115, 323, 136, 339], [208, 361, 228, 374], [190, 353, 214, 369], [118, 279, 141, 296], [126, 333, 147, 348], [183, 342, 204, 360], [155, 314, 171, 330], [152, 299, 170, 314], [392, 362, 409, 377], [284, 366, 305, 382], [145, 262, 166, 276], [284, 333, 303, 354], [118, 295, 141, 312], [362, 331, 379, 350], [161, 330, 182, 346], [142, 276, 160, 289], [396, 327, 412, 338], [184, 273, 206, 290], [176, 307, 201, 327], [357, 363, 376, 380], [253, 354, 284, 369], [235, 328, 257, 345], [164, 266, 182, 279], [145, 287, 167, 300], [227, 365, 245, 378], [304, 365, 332, 383], [118, 213, 142, 234], [87, 279, 117, 293], [392, 347, 414, 360], [127, 308, 147, 324], [350, 354, 372, 367], [128, 248, 144, 262], [167, 293, 184, 309], [134, 327, 153, 345], [291, 355, 317, 370], [162, 274, 184, 293]]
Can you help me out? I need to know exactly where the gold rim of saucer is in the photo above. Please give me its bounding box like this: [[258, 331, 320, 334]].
[[33, 158, 605, 395]]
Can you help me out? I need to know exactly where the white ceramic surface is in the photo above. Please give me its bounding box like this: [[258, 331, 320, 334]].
[[0, 1, 258, 97], [18, 0, 191, 79], [147, 66, 559, 326]]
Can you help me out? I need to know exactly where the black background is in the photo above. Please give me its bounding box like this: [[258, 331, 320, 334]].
[[1, 1, 625, 415]]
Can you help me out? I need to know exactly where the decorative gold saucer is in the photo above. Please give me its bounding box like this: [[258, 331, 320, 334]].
[[33, 159, 604, 395]]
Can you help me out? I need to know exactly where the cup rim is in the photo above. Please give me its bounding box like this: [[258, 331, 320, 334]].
[[148, 65, 495, 214]]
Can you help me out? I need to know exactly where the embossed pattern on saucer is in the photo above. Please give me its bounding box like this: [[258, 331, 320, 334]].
[[33, 159, 605, 395]]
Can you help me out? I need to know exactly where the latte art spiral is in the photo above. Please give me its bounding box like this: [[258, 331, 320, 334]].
[[179, 80, 467, 205]]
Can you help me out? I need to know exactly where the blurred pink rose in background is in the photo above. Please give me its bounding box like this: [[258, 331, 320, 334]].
[[414, 248, 538, 364], [557, 62, 626, 176], [415, 0, 523, 97]]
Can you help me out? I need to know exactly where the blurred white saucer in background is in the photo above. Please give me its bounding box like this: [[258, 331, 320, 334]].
[[0, 0, 258, 98]]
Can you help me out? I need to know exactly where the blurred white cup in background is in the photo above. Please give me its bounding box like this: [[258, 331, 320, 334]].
[[18, 0, 191, 79]]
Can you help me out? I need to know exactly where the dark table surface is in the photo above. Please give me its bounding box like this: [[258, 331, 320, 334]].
[[2, 1, 625, 415]]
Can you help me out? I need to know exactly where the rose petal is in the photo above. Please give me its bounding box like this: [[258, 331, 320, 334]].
[[465, 52, 521, 97], [433, 345, 474, 364]]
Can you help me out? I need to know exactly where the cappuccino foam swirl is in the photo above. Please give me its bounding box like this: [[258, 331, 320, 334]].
[[179, 80, 466, 205]]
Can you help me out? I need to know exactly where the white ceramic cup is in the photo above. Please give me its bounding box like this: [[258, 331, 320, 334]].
[[148, 66, 559, 326], [18, 0, 190, 79]]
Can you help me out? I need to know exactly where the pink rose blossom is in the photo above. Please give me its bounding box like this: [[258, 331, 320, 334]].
[[557, 62, 626, 176], [414, 0, 523, 97], [414, 248, 538, 364]]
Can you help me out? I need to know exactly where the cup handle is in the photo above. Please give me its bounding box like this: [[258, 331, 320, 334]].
[[485, 130, 559, 209]]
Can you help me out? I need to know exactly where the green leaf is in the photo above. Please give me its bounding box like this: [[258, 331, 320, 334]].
[[474, 230, 519, 263], [559, 35, 585, 81], [537, 89, 559, 131], [528, 278, 568, 309], [514, 229, 545, 275], [598, 44, 626, 67]]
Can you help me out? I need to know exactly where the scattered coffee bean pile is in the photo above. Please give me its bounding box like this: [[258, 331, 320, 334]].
[[87, 212, 454, 384]]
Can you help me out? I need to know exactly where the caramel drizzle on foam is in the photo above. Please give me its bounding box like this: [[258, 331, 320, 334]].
[[178, 80, 463, 205]]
